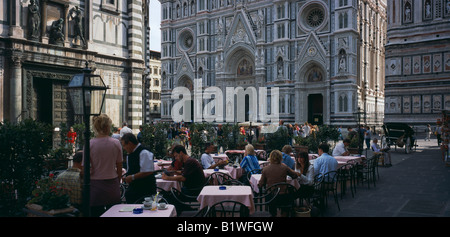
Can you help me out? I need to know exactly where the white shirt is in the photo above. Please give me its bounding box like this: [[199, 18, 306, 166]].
[[201, 153, 215, 169], [120, 126, 133, 138], [126, 144, 154, 173], [332, 142, 347, 156], [371, 142, 381, 152]]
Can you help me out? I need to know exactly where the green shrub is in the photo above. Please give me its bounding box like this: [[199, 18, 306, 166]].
[[0, 119, 53, 216]]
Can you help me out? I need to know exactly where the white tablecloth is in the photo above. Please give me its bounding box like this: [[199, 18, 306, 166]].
[[100, 204, 177, 217]]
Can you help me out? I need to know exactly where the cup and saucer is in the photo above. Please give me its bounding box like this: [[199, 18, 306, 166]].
[[157, 203, 168, 210], [142, 197, 152, 210]]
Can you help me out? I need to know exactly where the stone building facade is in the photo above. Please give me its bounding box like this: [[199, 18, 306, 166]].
[[159, 0, 387, 127], [385, 0, 450, 129], [0, 0, 147, 132], [143, 50, 162, 123]]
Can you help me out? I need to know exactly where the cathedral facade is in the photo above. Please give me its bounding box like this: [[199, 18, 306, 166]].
[[159, 0, 387, 127], [385, 0, 450, 128], [0, 0, 148, 133]]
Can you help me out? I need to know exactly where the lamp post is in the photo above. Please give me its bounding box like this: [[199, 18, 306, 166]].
[[67, 61, 109, 217], [354, 106, 365, 155]]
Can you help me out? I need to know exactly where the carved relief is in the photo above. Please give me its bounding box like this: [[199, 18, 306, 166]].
[[423, 55, 431, 73], [403, 57, 411, 75], [423, 95, 432, 113], [433, 54, 442, 72], [403, 96, 411, 113]]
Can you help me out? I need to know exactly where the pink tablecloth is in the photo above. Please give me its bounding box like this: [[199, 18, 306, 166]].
[[203, 169, 231, 178], [156, 178, 182, 192], [223, 165, 243, 179], [333, 156, 364, 163], [249, 174, 300, 193], [100, 204, 177, 217], [154, 160, 173, 171], [211, 154, 229, 162], [197, 185, 255, 215]]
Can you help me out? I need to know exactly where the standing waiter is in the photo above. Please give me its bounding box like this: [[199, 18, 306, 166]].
[[121, 133, 156, 203]]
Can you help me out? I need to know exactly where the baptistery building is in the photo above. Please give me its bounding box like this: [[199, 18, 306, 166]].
[[159, 0, 387, 127], [0, 0, 149, 134]]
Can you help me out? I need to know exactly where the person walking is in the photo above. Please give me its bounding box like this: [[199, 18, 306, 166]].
[[426, 124, 432, 141], [435, 124, 442, 146]]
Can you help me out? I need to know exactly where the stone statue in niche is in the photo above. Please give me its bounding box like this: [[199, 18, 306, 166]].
[[70, 6, 86, 47], [28, 0, 40, 40], [339, 55, 346, 72], [49, 18, 65, 45], [404, 4, 411, 22], [277, 58, 283, 77], [425, 0, 432, 19]]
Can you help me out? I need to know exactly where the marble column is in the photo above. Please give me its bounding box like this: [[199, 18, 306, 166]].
[[10, 51, 23, 122]]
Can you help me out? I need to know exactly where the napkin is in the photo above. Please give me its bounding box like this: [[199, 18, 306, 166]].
[[119, 206, 135, 212]]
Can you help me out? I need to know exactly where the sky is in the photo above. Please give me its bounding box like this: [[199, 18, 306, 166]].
[[149, 0, 161, 52]]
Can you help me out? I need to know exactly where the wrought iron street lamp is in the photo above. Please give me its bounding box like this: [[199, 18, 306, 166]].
[[354, 106, 366, 155], [67, 61, 109, 217]]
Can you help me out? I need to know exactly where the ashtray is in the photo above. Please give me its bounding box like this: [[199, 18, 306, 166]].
[[219, 186, 227, 190], [133, 207, 143, 214]]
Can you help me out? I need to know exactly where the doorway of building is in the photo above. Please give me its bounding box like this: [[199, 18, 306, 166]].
[[308, 94, 323, 125], [34, 78, 53, 125]]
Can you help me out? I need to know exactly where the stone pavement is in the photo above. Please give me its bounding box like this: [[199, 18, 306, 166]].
[[321, 139, 450, 217]]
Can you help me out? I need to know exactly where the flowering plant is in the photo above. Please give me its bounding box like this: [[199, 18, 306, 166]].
[[27, 173, 70, 211]]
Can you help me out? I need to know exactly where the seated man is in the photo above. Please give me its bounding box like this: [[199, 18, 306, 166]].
[[56, 150, 83, 209], [162, 145, 206, 196], [332, 138, 351, 156], [201, 143, 227, 169], [371, 138, 392, 167], [314, 143, 338, 179]]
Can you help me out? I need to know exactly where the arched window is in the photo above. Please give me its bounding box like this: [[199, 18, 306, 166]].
[[339, 12, 348, 29], [338, 94, 348, 112]]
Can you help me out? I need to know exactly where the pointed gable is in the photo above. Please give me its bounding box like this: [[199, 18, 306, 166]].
[[224, 9, 256, 51], [298, 31, 328, 67]]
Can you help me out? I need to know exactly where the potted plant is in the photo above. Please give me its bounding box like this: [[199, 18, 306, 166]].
[[348, 135, 360, 154], [26, 173, 74, 216]]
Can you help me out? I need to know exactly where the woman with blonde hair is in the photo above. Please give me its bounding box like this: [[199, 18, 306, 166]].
[[87, 114, 123, 216], [239, 144, 260, 184], [258, 150, 297, 190]]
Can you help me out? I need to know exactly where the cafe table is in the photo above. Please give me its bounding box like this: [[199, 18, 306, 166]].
[[203, 169, 232, 178], [100, 204, 177, 217], [154, 160, 172, 171], [258, 160, 269, 168], [249, 174, 300, 193], [211, 153, 229, 162], [309, 159, 347, 169], [156, 176, 182, 192], [196, 185, 255, 215], [223, 164, 243, 180], [333, 155, 364, 163]]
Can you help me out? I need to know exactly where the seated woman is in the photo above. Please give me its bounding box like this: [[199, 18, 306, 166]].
[[294, 151, 315, 202], [258, 150, 298, 217], [258, 150, 298, 190], [239, 144, 260, 184]]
